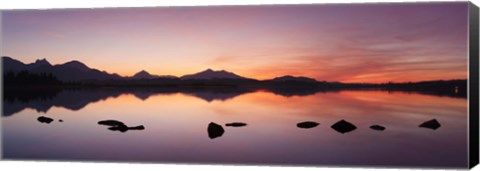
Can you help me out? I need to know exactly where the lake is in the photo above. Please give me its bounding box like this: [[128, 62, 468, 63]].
[[1, 88, 468, 168]]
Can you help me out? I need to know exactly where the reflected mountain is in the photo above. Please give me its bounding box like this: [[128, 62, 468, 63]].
[[2, 87, 252, 116], [2, 82, 470, 117], [3, 88, 124, 116]]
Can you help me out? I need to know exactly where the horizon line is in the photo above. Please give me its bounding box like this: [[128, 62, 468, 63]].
[[2, 56, 468, 84]]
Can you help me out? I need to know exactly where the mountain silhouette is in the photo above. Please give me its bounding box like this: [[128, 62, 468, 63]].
[[61, 60, 91, 72], [3, 56, 30, 71], [267, 75, 318, 83], [131, 70, 177, 80], [2, 57, 122, 82], [29, 58, 52, 69], [2, 57, 468, 100], [181, 68, 247, 80], [132, 70, 160, 79]]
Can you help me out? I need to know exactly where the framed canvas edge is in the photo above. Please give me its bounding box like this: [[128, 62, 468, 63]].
[[0, 1, 477, 170]]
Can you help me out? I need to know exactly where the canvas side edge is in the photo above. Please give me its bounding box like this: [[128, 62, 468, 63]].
[[468, 1, 479, 169]]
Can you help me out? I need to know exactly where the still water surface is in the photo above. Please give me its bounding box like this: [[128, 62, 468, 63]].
[[2, 88, 468, 168]]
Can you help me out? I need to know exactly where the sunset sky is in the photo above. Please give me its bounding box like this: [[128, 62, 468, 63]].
[[1, 2, 469, 83]]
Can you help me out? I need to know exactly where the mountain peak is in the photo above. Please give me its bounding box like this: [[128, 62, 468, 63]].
[[132, 70, 159, 79], [61, 60, 90, 71], [2, 56, 14, 60], [137, 70, 149, 74], [33, 58, 52, 66]]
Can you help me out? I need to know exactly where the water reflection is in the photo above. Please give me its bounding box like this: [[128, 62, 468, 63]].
[[3, 86, 467, 117], [3, 87, 254, 116], [2, 87, 468, 168]]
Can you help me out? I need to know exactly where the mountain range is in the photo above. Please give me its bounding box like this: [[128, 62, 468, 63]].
[[3, 57, 122, 82], [2, 57, 317, 83]]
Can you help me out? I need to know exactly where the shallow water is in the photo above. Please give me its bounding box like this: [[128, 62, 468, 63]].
[[2, 88, 468, 168]]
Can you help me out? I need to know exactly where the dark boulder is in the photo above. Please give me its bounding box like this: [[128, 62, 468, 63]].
[[208, 122, 225, 139], [419, 119, 441, 130], [370, 125, 385, 131], [331, 120, 357, 134], [37, 116, 54, 124], [225, 122, 247, 127], [296, 121, 319, 129]]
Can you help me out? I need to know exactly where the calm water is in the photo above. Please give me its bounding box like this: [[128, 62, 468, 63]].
[[2, 88, 468, 168]]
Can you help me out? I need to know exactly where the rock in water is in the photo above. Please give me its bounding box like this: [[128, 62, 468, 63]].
[[98, 120, 125, 127], [107, 125, 144, 132], [208, 122, 225, 139], [296, 121, 319, 129], [59, 119, 64, 122], [419, 119, 441, 130], [98, 119, 145, 132], [129, 125, 145, 130], [225, 122, 247, 127], [108, 125, 129, 132], [331, 120, 357, 134], [37, 116, 54, 124], [370, 125, 386, 131]]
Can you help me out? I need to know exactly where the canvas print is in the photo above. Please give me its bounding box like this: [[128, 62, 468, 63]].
[[1, 2, 478, 169]]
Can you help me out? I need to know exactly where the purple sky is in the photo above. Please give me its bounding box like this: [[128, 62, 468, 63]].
[[1, 2, 469, 82]]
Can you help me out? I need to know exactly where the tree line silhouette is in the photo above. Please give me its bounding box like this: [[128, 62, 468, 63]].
[[3, 70, 62, 86]]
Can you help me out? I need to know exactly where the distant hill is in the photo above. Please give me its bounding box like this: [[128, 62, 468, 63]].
[[131, 70, 159, 79], [60, 60, 91, 72], [2, 56, 122, 82], [181, 68, 247, 80], [267, 75, 318, 83], [3, 56, 30, 71], [130, 70, 177, 80]]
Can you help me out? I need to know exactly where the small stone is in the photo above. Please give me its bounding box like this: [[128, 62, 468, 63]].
[[37, 116, 54, 124], [225, 122, 247, 127], [296, 121, 319, 129], [370, 125, 385, 131], [98, 120, 125, 127], [419, 119, 441, 130]]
